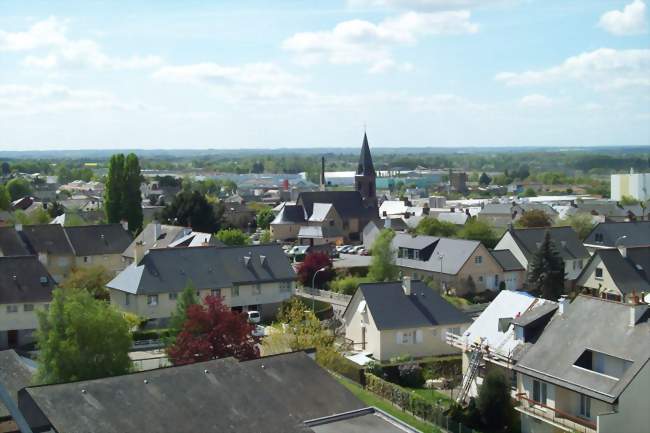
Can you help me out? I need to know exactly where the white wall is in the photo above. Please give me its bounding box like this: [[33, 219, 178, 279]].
[[599, 361, 650, 433], [495, 232, 529, 270]]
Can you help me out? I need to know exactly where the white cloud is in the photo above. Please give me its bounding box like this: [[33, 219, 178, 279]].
[[0, 84, 143, 115], [598, 0, 647, 36], [153, 62, 308, 101], [519, 94, 553, 108], [282, 11, 477, 72], [347, 0, 510, 11], [0, 17, 162, 70], [495, 48, 650, 90]]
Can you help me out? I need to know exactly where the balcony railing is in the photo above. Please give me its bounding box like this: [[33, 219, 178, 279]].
[[515, 393, 597, 433]]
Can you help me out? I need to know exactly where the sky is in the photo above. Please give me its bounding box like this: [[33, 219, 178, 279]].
[[0, 0, 649, 150]]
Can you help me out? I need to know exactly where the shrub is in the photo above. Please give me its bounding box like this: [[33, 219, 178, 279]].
[[365, 360, 384, 378], [329, 275, 370, 295], [389, 353, 413, 364], [317, 347, 363, 384], [398, 363, 424, 388]]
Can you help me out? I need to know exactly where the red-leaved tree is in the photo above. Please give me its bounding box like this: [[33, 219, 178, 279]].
[[167, 295, 260, 365], [296, 252, 334, 289]]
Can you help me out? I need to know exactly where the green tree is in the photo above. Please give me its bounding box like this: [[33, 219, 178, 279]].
[[556, 213, 595, 240], [415, 216, 458, 237], [368, 229, 399, 282], [517, 209, 553, 228], [104, 154, 125, 224], [259, 229, 272, 243], [0, 184, 11, 210], [256, 207, 275, 230], [476, 370, 516, 432], [6, 178, 32, 201], [36, 289, 132, 384], [161, 190, 221, 233], [478, 172, 491, 186], [619, 195, 640, 206], [522, 187, 537, 197], [166, 282, 199, 346], [47, 201, 65, 218], [60, 265, 112, 300], [216, 228, 250, 246], [123, 153, 143, 232], [528, 230, 565, 301], [458, 219, 498, 248]]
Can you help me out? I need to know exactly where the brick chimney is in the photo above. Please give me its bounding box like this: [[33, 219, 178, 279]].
[[134, 241, 146, 264], [629, 291, 648, 327]]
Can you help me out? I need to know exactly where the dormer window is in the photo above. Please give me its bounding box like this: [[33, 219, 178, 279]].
[[595, 233, 604, 242]]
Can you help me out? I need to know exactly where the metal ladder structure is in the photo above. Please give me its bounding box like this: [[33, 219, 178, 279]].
[[457, 349, 483, 404]]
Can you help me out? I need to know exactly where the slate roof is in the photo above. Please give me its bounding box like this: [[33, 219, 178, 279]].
[[298, 191, 374, 219], [514, 296, 650, 404], [584, 221, 650, 248], [20, 351, 366, 433], [0, 227, 30, 256], [356, 280, 469, 330], [392, 233, 481, 275], [356, 133, 376, 177], [490, 250, 525, 271], [591, 248, 650, 294], [65, 224, 133, 256], [480, 203, 514, 216], [506, 226, 589, 261], [18, 224, 73, 256], [308, 203, 334, 222], [0, 256, 55, 304], [108, 244, 296, 295], [510, 301, 558, 327], [0, 350, 34, 418], [272, 204, 307, 224], [298, 225, 343, 239], [437, 212, 469, 225], [123, 223, 188, 259]]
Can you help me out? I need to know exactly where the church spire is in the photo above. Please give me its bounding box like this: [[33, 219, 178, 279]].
[[355, 132, 377, 208], [356, 132, 376, 177]]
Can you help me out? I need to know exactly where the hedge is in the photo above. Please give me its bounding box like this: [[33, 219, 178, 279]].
[[132, 329, 171, 341]]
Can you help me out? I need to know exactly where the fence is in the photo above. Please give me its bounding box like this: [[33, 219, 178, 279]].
[[295, 287, 352, 305], [364, 373, 481, 433]]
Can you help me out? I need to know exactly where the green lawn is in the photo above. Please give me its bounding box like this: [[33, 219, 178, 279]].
[[335, 375, 442, 433], [405, 386, 453, 406], [442, 294, 472, 308]]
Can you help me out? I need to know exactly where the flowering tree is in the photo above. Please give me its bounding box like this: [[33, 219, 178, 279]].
[[296, 252, 333, 288], [167, 296, 260, 365]]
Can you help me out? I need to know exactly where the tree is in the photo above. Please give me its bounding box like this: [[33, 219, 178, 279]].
[[478, 172, 492, 186], [297, 252, 334, 288], [0, 184, 10, 210], [1, 161, 10, 176], [522, 187, 537, 197], [6, 178, 32, 201], [123, 153, 144, 232], [47, 201, 65, 218], [528, 230, 565, 301], [619, 195, 640, 206], [557, 213, 595, 240], [36, 289, 132, 384], [60, 265, 112, 300], [256, 207, 275, 230], [476, 370, 516, 432], [251, 161, 264, 173], [261, 297, 334, 356], [458, 219, 498, 249], [259, 229, 272, 243], [517, 209, 552, 228], [216, 228, 250, 246], [166, 282, 199, 346], [161, 190, 221, 233], [368, 229, 399, 282], [167, 295, 259, 365], [415, 217, 458, 237], [104, 154, 125, 224]]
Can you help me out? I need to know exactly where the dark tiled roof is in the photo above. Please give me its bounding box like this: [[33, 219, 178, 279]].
[[298, 191, 375, 219], [0, 349, 34, 418], [358, 280, 468, 330], [0, 227, 30, 256], [18, 224, 73, 256], [511, 302, 558, 327], [108, 244, 296, 295], [508, 226, 589, 261], [356, 133, 376, 177], [0, 256, 55, 304], [274, 204, 307, 224], [65, 224, 133, 256], [584, 221, 650, 248], [124, 223, 188, 258], [20, 352, 364, 433], [490, 250, 525, 271], [594, 248, 650, 294]]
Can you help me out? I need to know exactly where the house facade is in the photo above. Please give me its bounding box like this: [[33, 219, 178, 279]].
[[107, 244, 296, 321], [343, 278, 469, 361]]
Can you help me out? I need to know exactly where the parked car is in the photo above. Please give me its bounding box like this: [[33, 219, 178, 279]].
[[359, 248, 369, 256], [350, 245, 365, 254], [335, 245, 347, 253], [247, 310, 261, 324], [340, 245, 353, 253], [252, 325, 265, 337]]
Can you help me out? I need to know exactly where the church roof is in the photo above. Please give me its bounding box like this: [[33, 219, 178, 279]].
[[356, 133, 376, 177]]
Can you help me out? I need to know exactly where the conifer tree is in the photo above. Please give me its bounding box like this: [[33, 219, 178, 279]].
[[528, 230, 565, 300], [123, 153, 143, 232], [105, 153, 125, 224]]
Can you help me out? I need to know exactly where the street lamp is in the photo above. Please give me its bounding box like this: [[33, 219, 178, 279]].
[[312, 266, 328, 311]]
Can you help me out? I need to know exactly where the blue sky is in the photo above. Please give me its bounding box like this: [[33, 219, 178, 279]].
[[1, 0, 649, 150]]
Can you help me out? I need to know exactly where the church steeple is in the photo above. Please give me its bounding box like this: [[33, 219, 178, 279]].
[[355, 132, 377, 207]]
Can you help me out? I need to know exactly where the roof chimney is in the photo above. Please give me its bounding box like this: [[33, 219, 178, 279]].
[[15, 223, 23, 232], [134, 241, 146, 264], [402, 276, 412, 296], [629, 291, 647, 326], [120, 219, 128, 231], [558, 295, 569, 315]]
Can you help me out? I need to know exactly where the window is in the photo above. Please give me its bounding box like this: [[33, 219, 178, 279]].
[[211, 289, 221, 298], [6, 305, 18, 313], [595, 233, 604, 242], [83, 256, 90, 263], [24, 304, 34, 312], [169, 293, 178, 301], [532, 380, 547, 405], [580, 395, 591, 418], [147, 295, 158, 306], [479, 276, 484, 282], [125, 293, 130, 306], [329, 220, 334, 226], [280, 281, 291, 292], [232, 285, 240, 297], [595, 268, 603, 279], [475, 256, 483, 264], [253, 284, 261, 295]]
